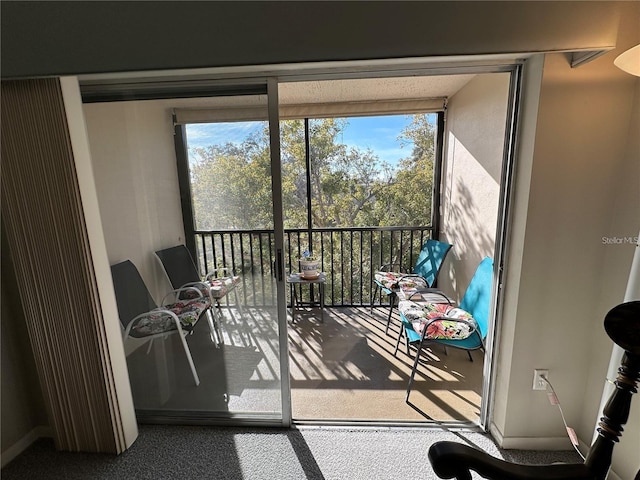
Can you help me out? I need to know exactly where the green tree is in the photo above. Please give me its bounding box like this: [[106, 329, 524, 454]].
[[187, 114, 436, 304], [190, 126, 273, 230], [189, 114, 435, 231], [369, 114, 436, 227]]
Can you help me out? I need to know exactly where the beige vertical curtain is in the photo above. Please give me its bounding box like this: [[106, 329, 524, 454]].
[[1, 78, 132, 454]]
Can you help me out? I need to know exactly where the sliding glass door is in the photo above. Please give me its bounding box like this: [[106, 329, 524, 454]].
[[83, 80, 290, 425], [174, 83, 289, 423]]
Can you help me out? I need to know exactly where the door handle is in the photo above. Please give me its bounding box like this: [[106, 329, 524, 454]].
[[276, 249, 283, 281]]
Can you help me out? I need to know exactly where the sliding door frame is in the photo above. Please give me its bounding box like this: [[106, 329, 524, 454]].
[[268, 77, 292, 427], [80, 55, 530, 429]]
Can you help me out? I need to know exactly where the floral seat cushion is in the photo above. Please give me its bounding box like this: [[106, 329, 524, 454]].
[[374, 271, 429, 291], [178, 276, 241, 300], [398, 300, 477, 340], [207, 276, 241, 299], [128, 298, 209, 338]]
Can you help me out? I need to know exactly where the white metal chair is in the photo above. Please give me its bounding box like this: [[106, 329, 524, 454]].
[[111, 259, 211, 386]]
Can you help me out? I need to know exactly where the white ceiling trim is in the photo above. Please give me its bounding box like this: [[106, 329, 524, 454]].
[[78, 54, 524, 86], [80, 55, 517, 107]]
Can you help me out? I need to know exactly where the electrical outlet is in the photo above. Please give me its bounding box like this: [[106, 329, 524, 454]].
[[533, 369, 549, 390]]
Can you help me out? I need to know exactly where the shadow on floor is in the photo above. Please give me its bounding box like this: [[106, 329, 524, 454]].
[[123, 305, 483, 423]]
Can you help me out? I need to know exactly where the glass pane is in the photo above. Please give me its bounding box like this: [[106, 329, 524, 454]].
[[279, 114, 438, 301], [306, 114, 436, 228], [279, 119, 307, 230], [181, 108, 281, 418], [187, 121, 274, 231], [85, 92, 284, 422]]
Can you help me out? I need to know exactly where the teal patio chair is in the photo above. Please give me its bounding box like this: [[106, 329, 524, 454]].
[[398, 256, 493, 399], [373, 239, 453, 334]]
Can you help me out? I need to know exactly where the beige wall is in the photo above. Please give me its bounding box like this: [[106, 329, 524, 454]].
[[583, 79, 640, 480], [440, 73, 510, 300], [83, 101, 186, 302], [492, 5, 639, 476], [1, 228, 48, 464]]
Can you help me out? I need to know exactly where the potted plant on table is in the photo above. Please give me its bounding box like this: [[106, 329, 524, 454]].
[[299, 249, 320, 279]]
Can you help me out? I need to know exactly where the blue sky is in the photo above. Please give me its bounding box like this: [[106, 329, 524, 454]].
[[338, 115, 412, 165], [186, 114, 425, 166]]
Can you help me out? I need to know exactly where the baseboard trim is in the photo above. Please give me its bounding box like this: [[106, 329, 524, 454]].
[[1, 426, 52, 468], [489, 422, 576, 450], [485, 424, 630, 478]]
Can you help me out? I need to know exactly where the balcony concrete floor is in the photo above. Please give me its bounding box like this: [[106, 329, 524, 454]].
[[125, 305, 483, 424], [289, 306, 483, 422]]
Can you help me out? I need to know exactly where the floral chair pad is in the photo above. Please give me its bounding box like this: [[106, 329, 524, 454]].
[[178, 276, 241, 300], [207, 276, 241, 299], [398, 300, 477, 340], [374, 271, 429, 291], [129, 298, 209, 338]]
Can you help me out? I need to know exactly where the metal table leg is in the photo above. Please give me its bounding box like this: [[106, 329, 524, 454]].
[[320, 282, 325, 323], [290, 281, 297, 323]]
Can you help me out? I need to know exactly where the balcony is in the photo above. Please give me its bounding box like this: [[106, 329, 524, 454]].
[[125, 226, 483, 424]]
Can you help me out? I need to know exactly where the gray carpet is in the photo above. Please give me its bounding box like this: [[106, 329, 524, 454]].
[[1, 425, 583, 479]]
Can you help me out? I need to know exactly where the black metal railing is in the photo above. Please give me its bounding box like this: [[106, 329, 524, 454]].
[[194, 226, 433, 307]]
